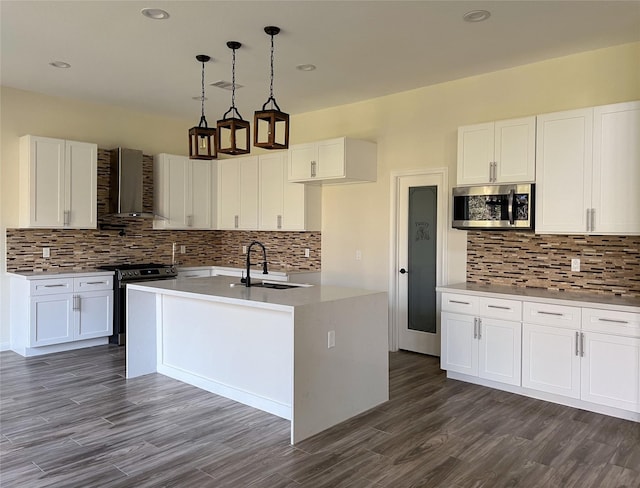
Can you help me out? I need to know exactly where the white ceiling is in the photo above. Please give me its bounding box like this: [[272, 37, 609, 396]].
[[2, 1, 639, 122]]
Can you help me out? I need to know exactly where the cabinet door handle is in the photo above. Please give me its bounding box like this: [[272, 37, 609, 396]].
[[234, 215, 239, 229], [537, 311, 563, 317], [73, 295, 81, 311], [473, 317, 478, 339], [590, 208, 595, 233], [187, 215, 193, 227], [580, 332, 585, 357], [586, 209, 591, 232], [44, 284, 67, 288], [477, 318, 482, 340], [575, 331, 580, 356], [450, 300, 470, 305], [311, 161, 317, 178], [277, 215, 282, 229], [488, 305, 511, 310], [64, 210, 70, 226], [598, 318, 629, 324]]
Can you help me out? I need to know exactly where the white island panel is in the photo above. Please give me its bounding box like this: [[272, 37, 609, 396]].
[[292, 294, 389, 443], [158, 295, 293, 419]]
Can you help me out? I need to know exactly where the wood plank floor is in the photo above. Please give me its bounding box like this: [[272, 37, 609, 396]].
[[1, 346, 639, 487]]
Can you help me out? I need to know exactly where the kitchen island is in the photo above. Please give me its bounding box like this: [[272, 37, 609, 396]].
[[126, 276, 389, 444]]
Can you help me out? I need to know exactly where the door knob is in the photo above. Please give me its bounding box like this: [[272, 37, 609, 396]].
[[399, 268, 407, 274]]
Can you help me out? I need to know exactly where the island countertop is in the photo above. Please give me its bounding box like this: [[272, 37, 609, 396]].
[[128, 275, 383, 311]]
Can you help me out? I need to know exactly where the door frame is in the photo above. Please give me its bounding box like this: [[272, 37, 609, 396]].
[[389, 168, 449, 352]]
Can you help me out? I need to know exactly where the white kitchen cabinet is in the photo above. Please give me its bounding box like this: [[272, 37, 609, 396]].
[[19, 135, 97, 229], [153, 153, 216, 229], [581, 332, 640, 412], [522, 322, 582, 399], [456, 116, 536, 185], [288, 137, 377, 184], [259, 152, 321, 231], [11, 273, 113, 356], [218, 156, 259, 229], [441, 293, 522, 386], [523, 302, 640, 413], [536, 100, 640, 234]]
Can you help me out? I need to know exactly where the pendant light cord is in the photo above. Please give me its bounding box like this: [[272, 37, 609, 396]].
[[269, 33, 275, 101], [231, 47, 237, 112], [199, 60, 207, 127]]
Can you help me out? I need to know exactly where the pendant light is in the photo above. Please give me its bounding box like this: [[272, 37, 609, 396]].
[[188, 55, 217, 160], [254, 26, 289, 150], [217, 41, 250, 155]]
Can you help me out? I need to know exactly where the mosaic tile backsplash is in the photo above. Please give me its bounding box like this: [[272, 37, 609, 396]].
[[467, 232, 640, 298], [6, 149, 321, 273]]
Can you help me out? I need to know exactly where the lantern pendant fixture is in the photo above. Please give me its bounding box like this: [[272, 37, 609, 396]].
[[217, 41, 250, 155], [254, 26, 289, 150], [189, 54, 217, 160]]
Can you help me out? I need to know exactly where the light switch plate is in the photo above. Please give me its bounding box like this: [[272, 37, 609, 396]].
[[42, 247, 50, 258]]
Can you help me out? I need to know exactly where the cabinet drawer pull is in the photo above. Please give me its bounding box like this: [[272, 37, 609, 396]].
[[597, 318, 629, 324], [488, 305, 511, 310], [537, 311, 564, 317], [450, 300, 471, 305], [86, 281, 108, 285], [44, 284, 67, 288]]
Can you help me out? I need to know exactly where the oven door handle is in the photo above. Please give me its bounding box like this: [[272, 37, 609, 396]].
[[508, 189, 515, 225]]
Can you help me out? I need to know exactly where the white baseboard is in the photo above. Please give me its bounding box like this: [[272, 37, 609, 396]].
[[0, 341, 10, 352]]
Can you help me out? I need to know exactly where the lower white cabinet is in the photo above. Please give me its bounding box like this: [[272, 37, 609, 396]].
[[11, 273, 113, 356], [441, 288, 640, 419], [522, 322, 581, 398], [441, 293, 522, 387]]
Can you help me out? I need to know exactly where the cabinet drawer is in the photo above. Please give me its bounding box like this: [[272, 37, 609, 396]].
[[479, 297, 522, 321], [74, 276, 113, 292], [523, 301, 581, 329], [442, 293, 479, 314], [30, 278, 73, 296], [582, 308, 640, 338]]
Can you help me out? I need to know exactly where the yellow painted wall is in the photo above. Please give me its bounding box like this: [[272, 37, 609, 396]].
[[1, 42, 639, 346]]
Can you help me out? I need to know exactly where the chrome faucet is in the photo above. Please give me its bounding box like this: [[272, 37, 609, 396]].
[[244, 241, 268, 287]]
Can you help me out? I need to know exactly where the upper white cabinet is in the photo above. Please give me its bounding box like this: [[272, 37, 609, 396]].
[[153, 153, 216, 229], [288, 137, 377, 184], [457, 116, 536, 185], [218, 156, 259, 230], [259, 152, 321, 231], [19, 135, 97, 229], [536, 101, 640, 234]]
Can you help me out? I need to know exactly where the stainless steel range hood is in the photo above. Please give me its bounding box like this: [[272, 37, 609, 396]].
[[109, 148, 155, 218]]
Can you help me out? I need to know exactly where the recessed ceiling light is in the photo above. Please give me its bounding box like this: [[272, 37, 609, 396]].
[[296, 64, 316, 72], [463, 10, 491, 22], [210, 80, 244, 90], [49, 61, 71, 68], [141, 8, 170, 20]]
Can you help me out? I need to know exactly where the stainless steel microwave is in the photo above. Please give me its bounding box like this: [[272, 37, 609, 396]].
[[452, 184, 535, 230]]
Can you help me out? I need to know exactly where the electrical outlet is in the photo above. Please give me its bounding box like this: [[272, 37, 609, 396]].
[[304, 248, 310, 258], [328, 330, 335, 349], [571, 258, 581, 272], [355, 250, 362, 261], [242, 245, 247, 254], [42, 247, 50, 258], [180, 245, 186, 254]]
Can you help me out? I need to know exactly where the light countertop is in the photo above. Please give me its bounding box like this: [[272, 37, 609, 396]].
[[128, 275, 384, 312], [8, 270, 114, 280], [437, 283, 640, 313]]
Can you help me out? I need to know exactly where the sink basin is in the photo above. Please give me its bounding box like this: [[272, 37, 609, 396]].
[[250, 281, 313, 290]]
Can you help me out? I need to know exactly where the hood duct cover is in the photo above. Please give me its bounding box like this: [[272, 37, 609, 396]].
[[108, 148, 154, 218]]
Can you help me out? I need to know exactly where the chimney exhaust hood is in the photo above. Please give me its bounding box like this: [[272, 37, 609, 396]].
[[108, 148, 155, 218]]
